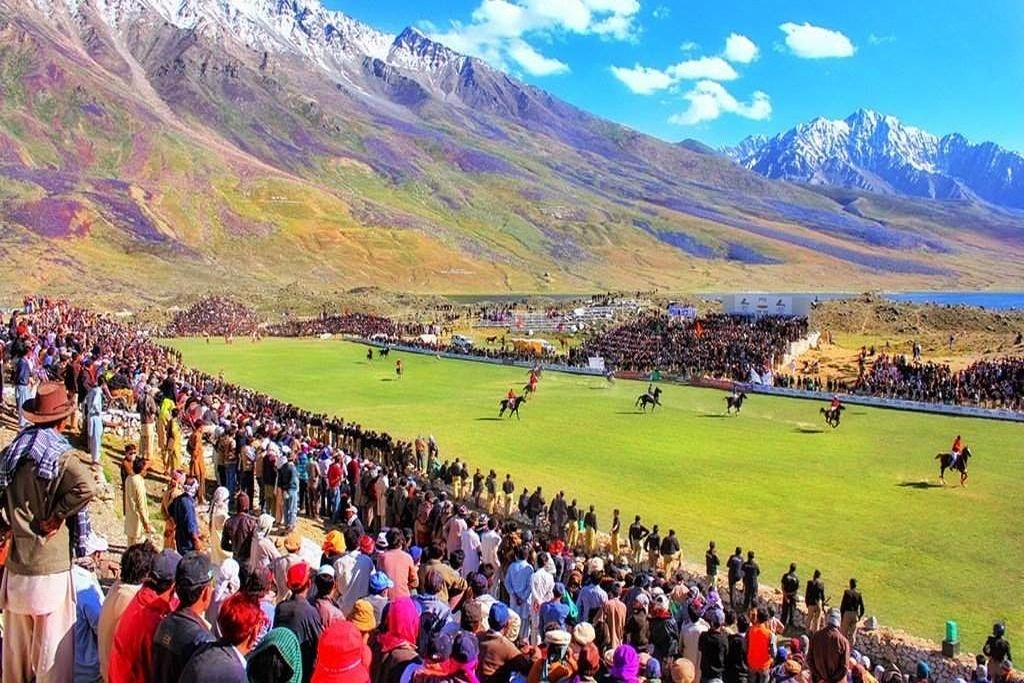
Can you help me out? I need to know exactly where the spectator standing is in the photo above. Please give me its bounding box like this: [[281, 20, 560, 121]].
[[84, 376, 105, 467], [151, 553, 216, 683], [137, 385, 158, 464], [705, 541, 720, 591], [108, 549, 181, 683], [983, 622, 1012, 682], [727, 547, 743, 609], [741, 551, 760, 610], [98, 542, 156, 680], [628, 516, 650, 567], [804, 570, 826, 634], [839, 579, 864, 647], [745, 608, 773, 683], [124, 457, 153, 545], [809, 609, 850, 683], [179, 592, 267, 683], [274, 562, 323, 683], [72, 534, 108, 683], [0, 382, 97, 682], [780, 563, 800, 628], [169, 476, 203, 553], [698, 611, 729, 683]]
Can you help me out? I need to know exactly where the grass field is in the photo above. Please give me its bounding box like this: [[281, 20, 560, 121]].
[[169, 337, 1023, 647]]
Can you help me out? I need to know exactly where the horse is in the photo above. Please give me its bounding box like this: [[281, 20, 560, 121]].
[[725, 392, 748, 414], [820, 405, 845, 428], [935, 446, 972, 486], [522, 382, 536, 395], [636, 387, 662, 412], [498, 395, 527, 419], [378, 347, 390, 358], [485, 335, 498, 344]]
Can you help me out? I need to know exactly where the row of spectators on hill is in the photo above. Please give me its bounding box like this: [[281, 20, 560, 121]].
[[582, 314, 809, 382], [2, 299, 1018, 683]]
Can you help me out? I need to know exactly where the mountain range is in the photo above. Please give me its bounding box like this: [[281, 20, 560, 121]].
[[0, 0, 1021, 304], [723, 110, 1024, 209]]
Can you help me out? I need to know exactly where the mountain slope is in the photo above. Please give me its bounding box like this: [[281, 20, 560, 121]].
[[724, 110, 1024, 209], [0, 0, 1022, 305]]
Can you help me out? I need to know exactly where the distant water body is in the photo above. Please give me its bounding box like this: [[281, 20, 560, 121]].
[[884, 292, 1024, 310]]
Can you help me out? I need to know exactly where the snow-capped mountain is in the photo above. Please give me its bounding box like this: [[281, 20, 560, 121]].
[[723, 110, 1024, 209]]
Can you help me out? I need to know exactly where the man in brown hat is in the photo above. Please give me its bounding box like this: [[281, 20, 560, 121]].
[[0, 382, 97, 682]]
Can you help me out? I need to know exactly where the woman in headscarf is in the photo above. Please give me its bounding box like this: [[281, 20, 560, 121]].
[[371, 596, 423, 683], [248, 626, 303, 683], [604, 644, 640, 683], [208, 558, 241, 636], [251, 513, 280, 575], [160, 471, 185, 551], [209, 486, 231, 566], [320, 530, 345, 568]]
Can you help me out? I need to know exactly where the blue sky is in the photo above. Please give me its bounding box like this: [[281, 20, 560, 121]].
[[330, 1, 1024, 151]]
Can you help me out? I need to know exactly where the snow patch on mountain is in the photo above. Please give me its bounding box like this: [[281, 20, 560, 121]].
[[723, 110, 1024, 209]]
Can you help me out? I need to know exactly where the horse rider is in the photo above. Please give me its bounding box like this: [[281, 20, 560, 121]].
[[950, 434, 963, 468], [507, 387, 517, 403], [527, 370, 539, 393]]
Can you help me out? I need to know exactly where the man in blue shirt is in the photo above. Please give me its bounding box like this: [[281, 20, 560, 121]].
[[72, 534, 108, 683], [169, 477, 202, 553], [13, 347, 31, 427], [151, 553, 215, 683], [504, 546, 534, 644], [538, 582, 571, 632]]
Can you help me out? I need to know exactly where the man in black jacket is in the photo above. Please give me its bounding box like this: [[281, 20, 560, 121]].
[[644, 525, 661, 572], [628, 516, 649, 567], [274, 562, 324, 683], [699, 611, 730, 683], [741, 551, 760, 610], [727, 547, 744, 608], [705, 541, 720, 591], [780, 563, 800, 627], [151, 553, 215, 683], [725, 613, 749, 683], [804, 570, 826, 633], [839, 578, 865, 647]]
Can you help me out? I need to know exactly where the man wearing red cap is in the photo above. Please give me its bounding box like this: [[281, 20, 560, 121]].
[[274, 562, 323, 683], [0, 382, 97, 683]]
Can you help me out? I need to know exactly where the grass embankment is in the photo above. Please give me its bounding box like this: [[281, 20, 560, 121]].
[[168, 337, 1023, 647]]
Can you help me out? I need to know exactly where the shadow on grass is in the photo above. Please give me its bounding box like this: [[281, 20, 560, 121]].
[[795, 426, 825, 434], [614, 411, 644, 415], [897, 481, 943, 489], [698, 414, 730, 419], [475, 417, 503, 421], [380, 378, 394, 382]]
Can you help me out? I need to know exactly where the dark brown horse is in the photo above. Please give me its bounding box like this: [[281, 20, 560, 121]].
[[499, 395, 527, 419], [725, 392, 748, 414], [820, 404, 845, 428], [935, 446, 973, 486], [636, 387, 662, 412]]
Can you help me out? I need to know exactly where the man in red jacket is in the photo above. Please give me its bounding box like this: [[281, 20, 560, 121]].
[[108, 550, 181, 683]]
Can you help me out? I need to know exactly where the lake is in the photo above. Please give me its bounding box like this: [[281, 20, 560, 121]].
[[885, 291, 1024, 310]]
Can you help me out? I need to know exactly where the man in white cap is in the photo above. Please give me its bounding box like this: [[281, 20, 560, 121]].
[[809, 608, 851, 683], [72, 533, 108, 683], [0, 382, 97, 682]]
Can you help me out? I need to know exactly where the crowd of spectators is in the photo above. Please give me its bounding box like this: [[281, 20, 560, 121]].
[[264, 313, 426, 340], [164, 297, 263, 338], [850, 355, 1023, 410], [1, 299, 1018, 683], [583, 314, 809, 382]]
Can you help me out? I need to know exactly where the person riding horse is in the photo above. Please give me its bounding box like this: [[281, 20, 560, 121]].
[[821, 396, 845, 427], [936, 444, 972, 486], [949, 434, 963, 468], [636, 386, 662, 411]]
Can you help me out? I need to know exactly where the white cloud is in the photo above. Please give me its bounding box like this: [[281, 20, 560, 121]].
[[868, 32, 896, 45], [428, 0, 642, 76], [652, 4, 670, 20], [609, 64, 676, 94], [723, 33, 759, 64], [668, 80, 771, 125], [779, 22, 856, 59], [508, 40, 571, 75], [667, 56, 739, 81], [679, 41, 699, 52]]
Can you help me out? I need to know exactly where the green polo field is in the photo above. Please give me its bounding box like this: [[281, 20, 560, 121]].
[[168, 337, 1022, 647]]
